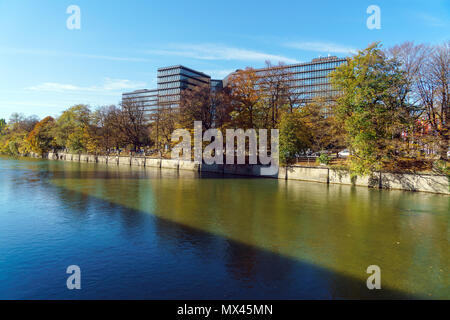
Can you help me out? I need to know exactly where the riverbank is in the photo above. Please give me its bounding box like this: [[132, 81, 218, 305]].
[[33, 152, 449, 195]]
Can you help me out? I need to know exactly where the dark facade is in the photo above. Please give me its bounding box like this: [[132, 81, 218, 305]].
[[157, 65, 211, 109], [123, 65, 218, 118]]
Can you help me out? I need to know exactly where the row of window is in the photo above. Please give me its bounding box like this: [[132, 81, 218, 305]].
[[158, 67, 209, 80], [123, 94, 158, 100], [294, 77, 333, 85], [158, 75, 210, 86], [159, 95, 181, 103], [291, 69, 334, 79], [158, 75, 181, 83], [158, 88, 181, 96], [158, 68, 182, 77], [286, 60, 345, 73], [158, 81, 180, 89], [256, 61, 343, 76]]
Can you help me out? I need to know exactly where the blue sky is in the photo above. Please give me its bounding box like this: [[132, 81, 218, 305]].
[[0, 0, 448, 120]]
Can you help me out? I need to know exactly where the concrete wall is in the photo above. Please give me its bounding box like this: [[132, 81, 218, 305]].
[[146, 158, 161, 168], [40, 152, 449, 194], [161, 159, 179, 170], [108, 156, 119, 165], [131, 157, 146, 167], [287, 166, 329, 184], [97, 156, 108, 164], [381, 172, 449, 194], [118, 156, 131, 166], [329, 169, 380, 188], [179, 160, 200, 171], [47, 152, 58, 160]]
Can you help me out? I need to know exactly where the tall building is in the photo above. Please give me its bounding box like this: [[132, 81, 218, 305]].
[[210, 79, 223, 92], [122, 56, 346, 120], [122, 89, 158, 119], [229, 56, 347, 105], [123, 65, 216, 119], [157, 65, 212, 109]]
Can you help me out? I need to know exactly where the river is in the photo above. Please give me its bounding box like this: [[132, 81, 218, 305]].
[[0, 157, 448, 299]]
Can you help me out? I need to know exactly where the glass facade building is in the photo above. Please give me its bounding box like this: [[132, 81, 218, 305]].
[[122, 56, 347, 121], [123, 65, 217, 119], [253, 56, 347, 104], [157, 65, 211, 108], [121, 89, 158, 119]]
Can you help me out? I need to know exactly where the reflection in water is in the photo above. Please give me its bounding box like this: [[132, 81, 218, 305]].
[[0, 157, 448, 299]]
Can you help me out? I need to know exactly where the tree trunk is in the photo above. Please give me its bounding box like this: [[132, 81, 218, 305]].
[[439, 135, 448, 159]]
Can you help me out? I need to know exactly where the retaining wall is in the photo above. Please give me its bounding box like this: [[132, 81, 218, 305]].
[[38, 152, 449, 194], [161, 159, 179, 170], [118, 156, 131, 166]]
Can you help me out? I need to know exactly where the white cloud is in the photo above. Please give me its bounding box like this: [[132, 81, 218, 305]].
[[102, 78, 147, 90], [28, 83, 84, 92], [146, 43, 299, 64], [0, 47, 150, 62], [202, 69, 236, 79], [27, 78, 147, 94], [417, 13, 446, 27], [284, 41, 357, 54]]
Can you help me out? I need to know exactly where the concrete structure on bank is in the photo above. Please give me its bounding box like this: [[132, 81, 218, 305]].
[[37, 152, 450, 195]]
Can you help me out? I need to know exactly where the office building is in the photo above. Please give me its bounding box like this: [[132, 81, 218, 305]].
[[122, 89, 158, 118], [122, 56, 346, 119], [157, 65, 212, 109], [123, 65, 216, 117], [230, 56, 347, 105]]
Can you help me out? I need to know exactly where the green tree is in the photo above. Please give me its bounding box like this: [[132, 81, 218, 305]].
[[279, 111, 312, 165], [330, 43, 416, 175], [0, 119, 6, 133], [53, 104, 91, 152]]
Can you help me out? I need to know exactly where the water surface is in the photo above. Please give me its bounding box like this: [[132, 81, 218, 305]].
[[0, 157, 448, 299]]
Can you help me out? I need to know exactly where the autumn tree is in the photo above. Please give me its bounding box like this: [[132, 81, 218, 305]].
[[116, 100, 150, 152], [415, 42, 449, 159], [26, 116, 56, 155], [179, 84, 215, 130], [259, 61, 290, 128], [91, 105, 126, 153], [178, 83, 232, 131], [302, 96, 346, 154], [9, 113, 39, 132], [388, 41, 449, 160], [228, 68, 261, 129], [153, 106, 176, 153], [0, 114, 39, 156]]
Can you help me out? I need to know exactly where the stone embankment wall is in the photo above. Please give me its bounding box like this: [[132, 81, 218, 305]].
[[36, 152, 449, 195]]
